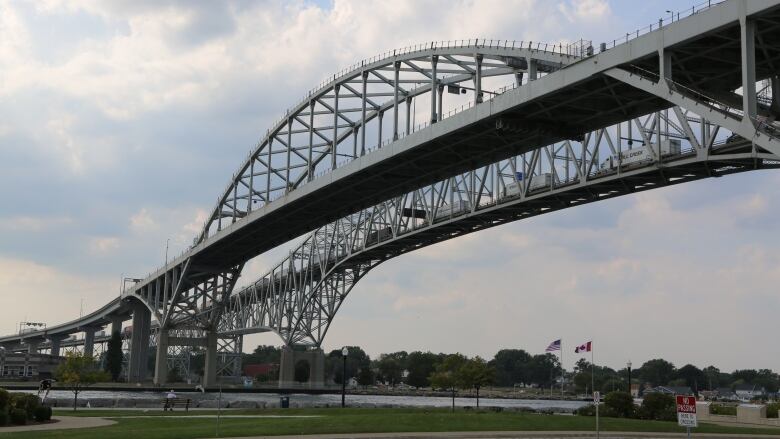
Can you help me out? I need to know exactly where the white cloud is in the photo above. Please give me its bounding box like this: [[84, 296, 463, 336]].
[[0, 257, 115, 335], [89, 236, 120, 254], [129, 208, 157, 233], [0, 216, 72, 232]]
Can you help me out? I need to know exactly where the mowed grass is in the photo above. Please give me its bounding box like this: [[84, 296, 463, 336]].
[[1, 408, 779, 438]]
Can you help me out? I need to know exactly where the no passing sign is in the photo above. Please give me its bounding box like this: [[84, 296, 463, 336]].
[[676, 395, 698, 428]]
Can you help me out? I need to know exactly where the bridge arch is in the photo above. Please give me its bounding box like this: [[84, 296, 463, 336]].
[[198, 42, 584, 242]]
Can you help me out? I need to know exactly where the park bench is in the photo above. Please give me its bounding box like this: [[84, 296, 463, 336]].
[[162, 397, 192, 411]]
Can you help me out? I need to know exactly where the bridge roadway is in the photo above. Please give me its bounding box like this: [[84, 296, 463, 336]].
[[1, 0, 779, 387], [215, 113, 779, 349]]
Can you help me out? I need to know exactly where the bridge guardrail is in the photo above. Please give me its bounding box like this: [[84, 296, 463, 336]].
[[604, 0, 725, 50]]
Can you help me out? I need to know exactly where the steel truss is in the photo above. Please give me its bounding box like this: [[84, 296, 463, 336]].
[[198, 42, 584, 242], [216, 106, 780, 346]]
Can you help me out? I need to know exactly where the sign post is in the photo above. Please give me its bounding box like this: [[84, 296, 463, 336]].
[[594, 391, 600, 439], [676, 395, 697, 439]]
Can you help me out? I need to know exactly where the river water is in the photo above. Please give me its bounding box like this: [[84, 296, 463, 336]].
[[27, 389, 588, 411]]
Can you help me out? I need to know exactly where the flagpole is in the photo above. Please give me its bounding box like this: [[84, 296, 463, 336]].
[[561, 339, 564, 399], [591, 341, 595, 402]]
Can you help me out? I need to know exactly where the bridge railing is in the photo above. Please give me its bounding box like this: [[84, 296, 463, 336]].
[[603, 0, 725, 50], [253, 39, 592, 154]]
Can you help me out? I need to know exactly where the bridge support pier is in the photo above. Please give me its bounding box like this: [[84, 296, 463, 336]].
[[153, 329, 169, 385], [110, 315, 124, 335], [48, 335, 67, 357], [25, 338, 41, 354], [127, 302, 150, 383], [83, 328, 96, 358], [202, 331, 218, 388], [278, 346, 325, 389]]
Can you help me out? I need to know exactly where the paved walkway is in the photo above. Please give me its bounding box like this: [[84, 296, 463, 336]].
[[218, 432, 780, 439], [0, 416, 115, 434]]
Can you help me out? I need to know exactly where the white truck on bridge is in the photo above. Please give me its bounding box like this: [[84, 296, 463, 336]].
[[599, 139, 682, 171], [504, 173, 553, 197]]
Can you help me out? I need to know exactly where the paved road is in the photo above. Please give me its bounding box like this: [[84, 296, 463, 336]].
[[0, 416, 115, 434]]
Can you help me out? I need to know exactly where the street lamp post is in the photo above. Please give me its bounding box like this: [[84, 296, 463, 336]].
[[341, 346, 349, 408], [627, 361, 632, 396]]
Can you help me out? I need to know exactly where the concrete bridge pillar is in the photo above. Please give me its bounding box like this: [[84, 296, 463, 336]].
[[127, 302, 151, 383], [278, 346, 325, 389], [202, 331, 217, 387], [83, 328, 97, 358], [153, 329, 169, 385], [48, 334, 67, 357], [110, 315, 124, 335], [25, 338, 42, 354]]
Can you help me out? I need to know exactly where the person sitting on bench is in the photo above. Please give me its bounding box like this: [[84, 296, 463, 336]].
[[164, 389, 177, 411]]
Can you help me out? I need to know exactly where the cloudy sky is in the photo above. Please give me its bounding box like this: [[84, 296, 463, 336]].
[[1, 0, 778, 373]]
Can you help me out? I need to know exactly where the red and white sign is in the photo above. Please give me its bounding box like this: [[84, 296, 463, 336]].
[[676, 395, 698, 428]]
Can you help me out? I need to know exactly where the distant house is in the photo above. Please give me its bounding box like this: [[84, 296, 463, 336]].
[[735, 384, 766, 401], [243, 363, 277, 378], [645, 386, 694, 396], [715, 387, 738, 401]]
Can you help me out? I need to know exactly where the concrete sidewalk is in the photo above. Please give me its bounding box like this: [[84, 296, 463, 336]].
[[217, 432, 780, 439], [0, 416, 115, 434]]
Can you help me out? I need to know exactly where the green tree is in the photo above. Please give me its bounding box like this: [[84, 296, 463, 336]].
[[406, 351, 441, 388], [376, 355, 403, 387], [105, 330, 123, 382], [528, 353, 560, 388], [638, 359, 676, 387], [489, 349, 532, 387], [357, 366, 374, 387], [55, 353, 110, 411], [675, 364, 705, 393], [639, 392, 676, 421], [604, 391, 635, 418], [242, 345, 282, 365], [429, 354, 466, 412], [456, 356, 495, 408], [703, 366, 722, 390], [754, 369, 780, 393], [326, 346, 371, 384]]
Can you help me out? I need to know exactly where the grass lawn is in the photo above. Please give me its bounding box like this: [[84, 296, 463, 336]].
[[0, 408, 778, 438]]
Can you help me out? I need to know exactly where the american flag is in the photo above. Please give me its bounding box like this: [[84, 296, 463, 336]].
[[545, 339, 561, 352]]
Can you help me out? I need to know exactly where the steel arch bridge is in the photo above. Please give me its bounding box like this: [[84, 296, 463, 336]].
[[2, 0, 780, 388]]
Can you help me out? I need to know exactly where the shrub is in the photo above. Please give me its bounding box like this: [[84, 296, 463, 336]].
[[641, 393, 676, 420], [8, 393, 40, 420], [0, 388, 9, 411], [604, 391, 635, 418], [766, 402, 779, 419], [710, 404, 737, 416], [575, 404, 596, 416], [9, 408, 27, 426], [33, 406, 52, 422], [0, 408, 8, 427]]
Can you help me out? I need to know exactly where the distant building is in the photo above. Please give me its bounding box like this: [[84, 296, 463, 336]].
[[243, 363, 277, 378], [735, 384, 766, 401], [0, 352, 62, 380]]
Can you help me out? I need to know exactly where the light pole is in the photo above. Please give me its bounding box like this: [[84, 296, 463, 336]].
[[627, 361, 632, 396], [341, 346, 349, 408]]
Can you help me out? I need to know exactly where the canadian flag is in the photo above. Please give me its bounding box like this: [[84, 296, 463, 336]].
[[575, 341, 592, 354]]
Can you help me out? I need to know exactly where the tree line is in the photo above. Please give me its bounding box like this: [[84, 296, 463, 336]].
[[242, 345, 780, 395]]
